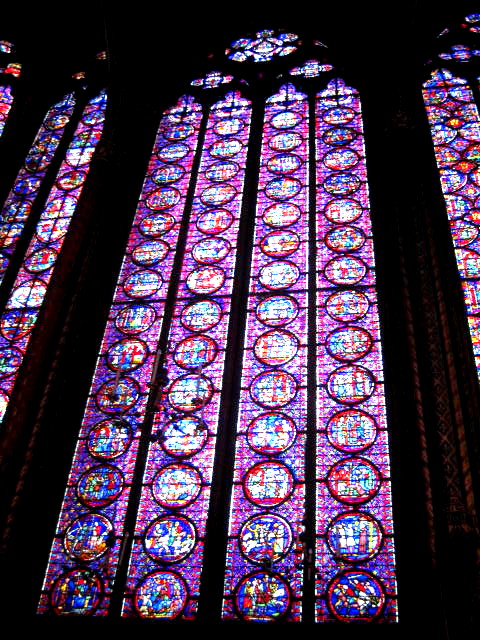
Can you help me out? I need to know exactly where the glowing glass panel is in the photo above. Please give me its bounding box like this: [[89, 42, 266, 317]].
[[38, 94, 201, 616], [122, 91, 251, 619], [222, 84, 308, 622], [0, 90, 106, 427], [423, 69, 480, 381], [0, 93, 75, 285], [290, 60, 333, 77], [226, 30, 298, 63], [315, 79, 397, 622], [0, 84, 13, 136]]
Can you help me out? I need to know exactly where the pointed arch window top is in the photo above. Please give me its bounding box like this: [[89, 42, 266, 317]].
[[266, 83, 307, 106], [290, 59, 333, 78], [424, 68, 467, 87], [226, 30, 298, 63], [191, 70, 234, 89]]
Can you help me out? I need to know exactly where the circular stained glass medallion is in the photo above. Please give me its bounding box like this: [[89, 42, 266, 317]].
[[152, 164, 185, 185], [36, 218, 70, 242], [152, 463, 202, 508], [180, 299, 222, 332], [96, 377, 139, 413], [13, 175, 42, 195], [265, 177, 301, 200], [327, 571, 385, 622], [64, 514, 113, 562], [0, 309, 37, 340], [263, 202, 301, 227], [250, 370, 297, 408], [326, 290, 369, 322], [326, 409, 377, 453], [322, 127, 357, 146], [146, 187, 180, 211], [123, 270, 162, 298], [134, 570, 188, 619], [269, 131, 302, 152], [200, 184, 236, 206], [168, 374, 213, 412], [326, 327, 373, 362], [327, 457, 381, 504], [247, 411, 296, 455], [323, 172, 361, 196], [196, 208, 233, 235], [259, 260, 300, 290], [57, 169, 86, 190], [326, 512, 383, 563], [174, 334, 217, 370], [324, 199, 362, 223], [267, 153, 302, 174], [139, 212, 175, 237], [255, 295, 299, 327], [323, 148, 359, 171], [235, 571, 290, 621], [323, 106, 355, 125], [185, 265, 225, 295], [209, 138, 242, 158], [259, 230, 299, 257], [192, 237, 230, 264], [132, 240, 169, 266], [106, 338, 148, 372], [144, 515, 196, 563], [76, 465, 124, 508], [325, 225, 365, 252], [205, 161, 239, 182], [270, 110, 301, 129], [324, 256, 367, 286], [87, 418, 132, 459], [50, 568, 103, 616], [214, 117, 243, 136], [327, 365, 375, 404], [243, 461, 294, 507], [0, 347, 22, 376], [157, 143, 189, 162], [115, 304, 156, 335], [239, 513, 293, 563], [161, 416, 208, 458], [24, 248, 57, 273], [254, 329, 298, 366], [9, 280, 46, 308]]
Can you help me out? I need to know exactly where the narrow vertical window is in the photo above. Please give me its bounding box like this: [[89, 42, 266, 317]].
[[0, 90, 107, 424], [315, 79, 397, 622], [0, 93, 76, 286], [222, 84, 308, 622], [38, 95, 202, 616]]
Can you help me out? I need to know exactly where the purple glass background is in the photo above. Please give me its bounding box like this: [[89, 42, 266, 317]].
[[423, 69, 480, 380]]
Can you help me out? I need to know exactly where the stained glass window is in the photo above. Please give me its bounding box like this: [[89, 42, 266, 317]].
[[0, 90, 107, 424], [39, 29, 397, 623], [423, 15, 480, 381]]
